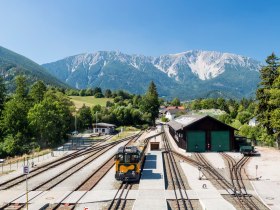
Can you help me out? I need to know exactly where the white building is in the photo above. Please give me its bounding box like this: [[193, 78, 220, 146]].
[[93, 123, 116, 134], [248, 117, 258, 127]]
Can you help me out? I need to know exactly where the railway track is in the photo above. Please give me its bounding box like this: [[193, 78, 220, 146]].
[[163, 127, 269, 210], [0, 132, 142, 210], [221, 153, 268, 210], [0, 135, 131, 190], [49, 131, 144, 210], [108, 182, 133, 210], [162, 132, 193, 210]]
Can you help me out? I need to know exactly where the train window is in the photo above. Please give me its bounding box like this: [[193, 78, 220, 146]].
[[117, 154, 124, 162], [124, 154, 130, 163], [131, 154, 139, 163]]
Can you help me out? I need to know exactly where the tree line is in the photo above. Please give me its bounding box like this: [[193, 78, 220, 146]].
[[0, 76, 74, 157], [76, 82, 160, 129], [0, 78, 160, 157]]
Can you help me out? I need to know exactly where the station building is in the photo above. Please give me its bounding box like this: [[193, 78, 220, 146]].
[[168, 115, 235, 152], [93, 123, 116, 134]]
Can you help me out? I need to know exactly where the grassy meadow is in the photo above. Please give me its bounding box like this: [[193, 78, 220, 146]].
[[69, 96, 113, 108]]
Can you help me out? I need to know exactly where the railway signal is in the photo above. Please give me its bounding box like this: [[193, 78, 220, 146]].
[[23, 165, 29, 210]]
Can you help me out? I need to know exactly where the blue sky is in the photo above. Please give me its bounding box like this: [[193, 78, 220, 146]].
[[0, 0, 279, 64]]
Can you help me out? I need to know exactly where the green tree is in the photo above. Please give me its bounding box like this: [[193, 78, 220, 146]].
[[79, 89, 86, 96], [171, 97, 181, 106], [1, 76, 30, 136], [140, 81, 160, 125], [94, 92, 104, 98], [28, 90, 73, 147], [256, 53, 280, 135], [78, 105, 93, 129], [29, 80, 47, 103], [0, 76, 6, 114], [104, 89, 112, 98], [15, 75, 28, 99], [270, 67, 280, 147], [236, 111, 252, 124], [85, 88, 94, 96]]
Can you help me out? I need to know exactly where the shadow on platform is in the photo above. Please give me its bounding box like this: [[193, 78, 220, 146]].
[[141, 169, 162, 179]]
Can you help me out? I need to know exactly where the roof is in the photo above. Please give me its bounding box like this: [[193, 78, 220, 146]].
[[117, 146, 139, 154], [93, 123, 116, 127], [168, 114, 235, 131], [166, 109, 185, 115], [159, 106, 185, 113], [166, 106, 185, 110]]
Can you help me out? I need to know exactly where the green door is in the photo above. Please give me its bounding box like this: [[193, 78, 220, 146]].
[[187, 131, 206, 152], [211, 131, 230, 151]]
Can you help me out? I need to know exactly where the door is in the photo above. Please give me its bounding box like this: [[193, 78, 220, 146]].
[[187, 131, 206, 152], [211, 131, 230, 151]]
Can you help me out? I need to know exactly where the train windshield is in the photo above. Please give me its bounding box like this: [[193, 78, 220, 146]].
[[116, 153, 139, 163]]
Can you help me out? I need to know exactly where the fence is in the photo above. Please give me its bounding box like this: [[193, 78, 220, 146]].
[[0, 151, 64, 174]]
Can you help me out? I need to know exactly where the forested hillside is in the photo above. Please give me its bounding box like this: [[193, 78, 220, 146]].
[[0, 46, 69, 91]]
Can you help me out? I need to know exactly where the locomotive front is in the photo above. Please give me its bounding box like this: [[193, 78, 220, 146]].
[[115, 146, 142, 181]]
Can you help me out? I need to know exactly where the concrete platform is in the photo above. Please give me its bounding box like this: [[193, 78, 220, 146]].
[[180, 162, 236, 210], [62, 191, 87, 203], [0, 190, 25, 207], [133, 189, 166, 210], [246, 147, 280, 210], [133, 135, 167, 210], [30, 190, 72, 204], [79, 190, 138, 203], [13, 190, 44, 203], [139, 151, 165, 190]]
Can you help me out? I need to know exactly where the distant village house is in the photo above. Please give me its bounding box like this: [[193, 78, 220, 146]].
[[159, 106, 186, 121]]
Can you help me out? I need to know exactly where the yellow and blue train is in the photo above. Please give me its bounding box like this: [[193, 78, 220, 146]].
[[115, 145, 146, 181]]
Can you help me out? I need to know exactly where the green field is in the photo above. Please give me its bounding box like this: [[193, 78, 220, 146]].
[[70, 96, 113, 108]]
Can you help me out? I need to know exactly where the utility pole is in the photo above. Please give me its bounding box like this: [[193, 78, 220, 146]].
[[75, 113, 77, 132], [95, 111, 98, 133], [75, 108, 78, 133]]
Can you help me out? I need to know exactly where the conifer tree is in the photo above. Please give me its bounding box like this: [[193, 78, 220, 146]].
[[141, 81, 160, 125], [0, 76, 6, 114], [256, 53, 280, 135], [269, 66, 280, 147]]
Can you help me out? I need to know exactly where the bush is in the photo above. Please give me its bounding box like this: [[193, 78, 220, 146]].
[[161, 116, 169, 122]]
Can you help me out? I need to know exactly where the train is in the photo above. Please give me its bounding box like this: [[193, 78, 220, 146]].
[[239, 145, 255, 155], [115, 145, 146, 181]]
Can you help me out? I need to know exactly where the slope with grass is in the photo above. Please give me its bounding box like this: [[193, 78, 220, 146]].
[[0, 46, 69, 91], [70, 96, 112, 108]]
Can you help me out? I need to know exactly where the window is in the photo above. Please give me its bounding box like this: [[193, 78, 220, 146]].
[[117, 153, 139, 163], [102, 128, 105, 133]]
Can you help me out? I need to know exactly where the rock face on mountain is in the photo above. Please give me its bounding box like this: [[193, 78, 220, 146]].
[[0, 46, 68, 91], [42, 50, 261, 99]]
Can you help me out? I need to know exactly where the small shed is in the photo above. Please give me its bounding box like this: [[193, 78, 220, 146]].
[[93, 123, 116, 134], [168, 115, 235, 152]]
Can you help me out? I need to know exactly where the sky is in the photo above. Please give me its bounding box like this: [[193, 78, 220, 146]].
[[0, 0, 280, 64]]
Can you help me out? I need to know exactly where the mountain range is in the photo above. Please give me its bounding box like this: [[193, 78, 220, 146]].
[[0, 46, 69, 91], [42, 50, 261, 99]]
